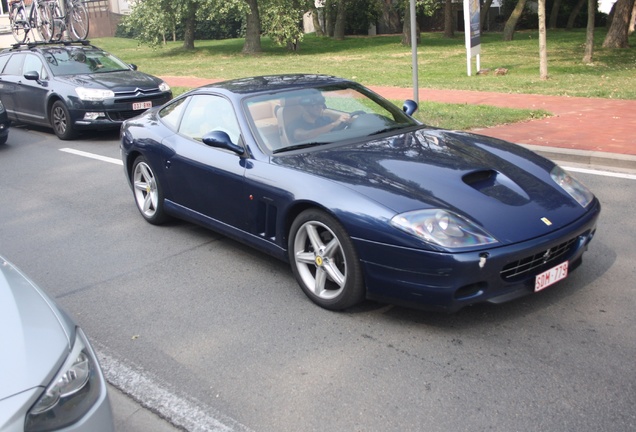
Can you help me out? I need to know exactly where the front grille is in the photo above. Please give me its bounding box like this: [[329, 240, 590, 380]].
[[501, 237, 578, 281], [114, 90, 166, 105]]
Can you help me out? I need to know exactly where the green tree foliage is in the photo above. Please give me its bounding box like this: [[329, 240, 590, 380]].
[[260, 0, 306, 49], [120, 0, 183, 46], [344, 0, 382, 35]]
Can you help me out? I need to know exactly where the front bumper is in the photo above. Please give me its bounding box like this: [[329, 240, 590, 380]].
[[356, 202, 600, 312], [69, 93, 172, 131]]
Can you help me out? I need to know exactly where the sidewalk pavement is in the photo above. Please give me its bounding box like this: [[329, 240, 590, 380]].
[[161, 75, 636, 170], [109, 384, 183, 432], [107, 77, 636, 432]]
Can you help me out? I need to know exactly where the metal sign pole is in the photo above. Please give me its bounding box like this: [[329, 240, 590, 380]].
[[410, 0, 418, 104]]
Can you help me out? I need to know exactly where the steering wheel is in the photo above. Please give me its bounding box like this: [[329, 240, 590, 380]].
[[332, 111, 367, 131]]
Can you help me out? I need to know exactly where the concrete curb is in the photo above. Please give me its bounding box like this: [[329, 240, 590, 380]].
[[523, 144, 636, 171]]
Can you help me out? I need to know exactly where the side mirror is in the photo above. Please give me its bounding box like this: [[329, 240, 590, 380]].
[[24, 71, 40, 81], [402, 99, 418, 116], [202, 131, 244, 155], [23, 71, 42, 85], [129, 64, 138, 71]]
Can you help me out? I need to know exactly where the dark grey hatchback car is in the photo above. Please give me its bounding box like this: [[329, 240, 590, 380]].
[[0, 41, 172, 140]]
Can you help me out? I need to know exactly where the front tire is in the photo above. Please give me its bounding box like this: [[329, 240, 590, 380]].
[[132, 156, 169, 225], [50, 100, 77, 140], [289, 209, 365, 310]]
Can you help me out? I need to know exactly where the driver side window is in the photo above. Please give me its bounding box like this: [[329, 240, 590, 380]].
[[179, 95, 240, 144], [23, 54, 48, 80]]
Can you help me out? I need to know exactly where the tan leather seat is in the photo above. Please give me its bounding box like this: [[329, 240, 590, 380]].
[[276, 97, 303, 146]]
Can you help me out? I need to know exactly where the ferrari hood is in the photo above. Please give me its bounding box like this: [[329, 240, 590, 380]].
[[0, 258, 70, 401], [276, 128, 592, 244]]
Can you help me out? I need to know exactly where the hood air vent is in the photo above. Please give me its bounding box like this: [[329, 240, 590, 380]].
[[463, 169, 530, 206]]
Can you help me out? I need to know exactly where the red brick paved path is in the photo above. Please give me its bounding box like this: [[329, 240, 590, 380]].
[[161, 76, 636, 156]]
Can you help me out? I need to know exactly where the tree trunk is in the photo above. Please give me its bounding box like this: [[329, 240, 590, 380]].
[[401, 0, 421, 45], [444, 0, 454, 37], [242, 0, 262, 54], [325, 0, 336, 36], [333, 0, 346, 40], [311, 7, 325, 36], [548, 0, 562, 28], [182, 0, 196, 50], [606, 1, 616, 28], [566, 0, 586, 30], [539, 0, 548, 79], [629, 0, 636, 34], [503, 0, 528, 41], [378, 0, 401, 33], [602, 0, 635, 48], [583, 0, 596, 62], [480, 0, 494, 31]]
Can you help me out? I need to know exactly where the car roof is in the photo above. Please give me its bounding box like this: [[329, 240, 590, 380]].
[[200, 74, 355, 97]]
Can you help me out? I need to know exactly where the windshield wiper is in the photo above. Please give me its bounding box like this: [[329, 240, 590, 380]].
[[273, 142, 327, 154], [368, 125, 410, 136]]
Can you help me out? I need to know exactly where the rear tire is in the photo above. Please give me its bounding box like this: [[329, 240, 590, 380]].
[[131, 156, 169, 225]]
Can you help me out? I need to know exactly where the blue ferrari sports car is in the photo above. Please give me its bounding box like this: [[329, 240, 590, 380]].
[[120, 74, 600, 312]]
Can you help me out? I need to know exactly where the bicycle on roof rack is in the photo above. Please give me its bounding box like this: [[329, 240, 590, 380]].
[[45, 0, 90, 42], [8, 0, 56, 43]]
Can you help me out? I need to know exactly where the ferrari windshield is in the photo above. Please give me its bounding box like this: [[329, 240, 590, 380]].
[[244, 84, 419, 153], [42, 47, 132, 76]]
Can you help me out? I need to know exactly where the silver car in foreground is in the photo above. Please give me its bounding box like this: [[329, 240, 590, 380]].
[[0, 256, 114, 432]]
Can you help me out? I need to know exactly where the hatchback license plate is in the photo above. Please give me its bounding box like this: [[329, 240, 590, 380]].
[[132, 101, 152, 110], [535, 261, 568, 292]]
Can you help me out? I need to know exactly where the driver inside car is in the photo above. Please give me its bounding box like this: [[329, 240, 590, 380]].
[[289, 93, 352, 142]]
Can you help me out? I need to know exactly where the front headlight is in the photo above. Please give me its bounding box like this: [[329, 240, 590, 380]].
[[391, 209, 498, 249], [25, 328, 103, 432], [550, 166, 594, 208], [75, 87, 114, 101], [159, 82, 171, 92]]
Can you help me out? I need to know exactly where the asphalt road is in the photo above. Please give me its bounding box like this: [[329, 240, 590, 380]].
[[1, 126, 635, 432]]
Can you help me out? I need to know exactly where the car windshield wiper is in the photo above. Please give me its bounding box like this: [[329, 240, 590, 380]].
[[368, 125, 410, 136], [273, 142, 328, 154]]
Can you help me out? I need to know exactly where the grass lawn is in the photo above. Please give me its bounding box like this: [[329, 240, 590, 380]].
[[93, 29, 634, 129]]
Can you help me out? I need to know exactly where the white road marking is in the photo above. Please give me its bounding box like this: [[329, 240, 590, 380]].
[[59, 148, 123, 166], [563, 166, 636, 181], [97, 349, 254, 432]]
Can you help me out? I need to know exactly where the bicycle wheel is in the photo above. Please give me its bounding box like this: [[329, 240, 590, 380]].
[[29, 1, 53, 42], [9, 4, 28, 44], [68, 2, 89, 40], [43, 2, 63, 42]]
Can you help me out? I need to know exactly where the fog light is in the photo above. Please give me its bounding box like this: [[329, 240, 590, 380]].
[[83, 112, 105, 120]]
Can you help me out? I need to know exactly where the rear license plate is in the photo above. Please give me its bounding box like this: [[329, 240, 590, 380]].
[[132, 101, 152, 110], [535, 261, 568, 292]]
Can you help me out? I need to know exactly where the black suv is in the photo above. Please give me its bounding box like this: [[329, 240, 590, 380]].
[[0, 41, 172, 140]]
